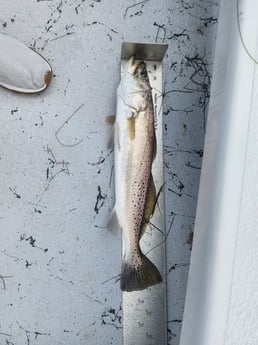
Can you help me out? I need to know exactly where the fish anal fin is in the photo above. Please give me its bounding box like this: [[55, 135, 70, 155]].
[[120, 253, 162, 292], [141, 174, 156, 238], [107, 208, 120, 235]]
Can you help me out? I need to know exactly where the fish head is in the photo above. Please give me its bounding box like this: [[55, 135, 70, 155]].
[[119, 56, 152, 113], [125, 56, 150, 86]]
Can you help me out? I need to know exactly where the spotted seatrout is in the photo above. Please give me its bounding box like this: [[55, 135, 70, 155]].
[[108, 56, 162, 292]]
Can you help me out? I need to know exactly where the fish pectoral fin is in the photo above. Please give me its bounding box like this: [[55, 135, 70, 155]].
[[127, 117, 135, 140], [141, 174, 156, 238], [107, 208, 120, 235]]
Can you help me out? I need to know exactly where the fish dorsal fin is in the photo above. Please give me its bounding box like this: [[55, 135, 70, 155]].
[[140, 174, 156, 238]]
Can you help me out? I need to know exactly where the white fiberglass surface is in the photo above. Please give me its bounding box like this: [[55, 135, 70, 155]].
[[180, 1, 258, 345]]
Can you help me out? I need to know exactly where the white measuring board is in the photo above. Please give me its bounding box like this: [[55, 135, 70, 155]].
[[121, 43, 167, 345]]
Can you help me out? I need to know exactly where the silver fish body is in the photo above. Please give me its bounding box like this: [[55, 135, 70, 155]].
[[109, 57, 162, 292]]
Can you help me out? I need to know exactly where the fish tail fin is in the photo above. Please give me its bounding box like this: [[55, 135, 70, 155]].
[[120, 253, 162, 292]]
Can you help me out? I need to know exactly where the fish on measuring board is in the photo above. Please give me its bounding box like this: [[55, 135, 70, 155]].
[[108, 56, 162, 292]]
